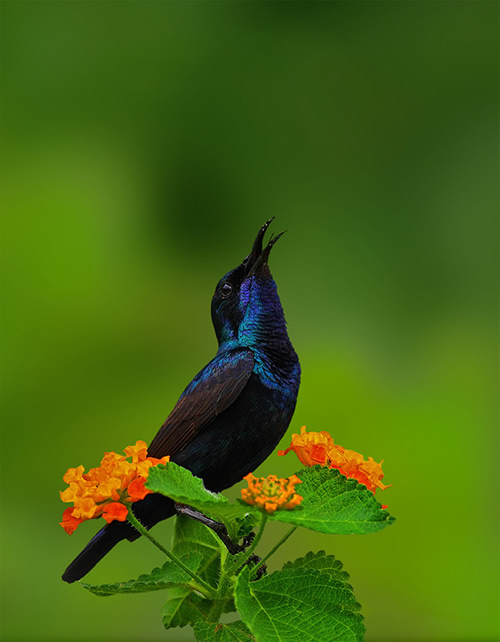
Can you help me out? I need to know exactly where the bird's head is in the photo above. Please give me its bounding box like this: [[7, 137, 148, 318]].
[[211, 218, 287, 349]]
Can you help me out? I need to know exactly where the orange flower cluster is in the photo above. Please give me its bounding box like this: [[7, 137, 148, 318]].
[[60, 440, 169, 534], [278, 426, 390, 494], [241, 473, 303, 514]]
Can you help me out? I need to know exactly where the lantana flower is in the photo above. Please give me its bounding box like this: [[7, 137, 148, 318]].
[[279, 426, 390, 494], [59, 440, 169, 534], [241, 473, 303, 514]]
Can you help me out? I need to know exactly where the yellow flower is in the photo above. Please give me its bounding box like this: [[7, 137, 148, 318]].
[[279, 426, 390, 495], [59, 440, 169, 534], [241, 473, 303, 514], [60, 507, 82, 535]]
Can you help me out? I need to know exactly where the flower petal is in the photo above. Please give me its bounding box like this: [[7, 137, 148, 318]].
[[102, 502, 128, 524], [59, 507, 83, 534], [127, 477, 151, 502]]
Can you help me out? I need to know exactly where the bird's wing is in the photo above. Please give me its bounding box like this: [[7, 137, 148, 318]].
[[147, 348, 255, 459]]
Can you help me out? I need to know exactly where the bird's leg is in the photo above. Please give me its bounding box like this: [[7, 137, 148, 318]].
[[174, 503, 253, 555], [174, 504, 265, 578]]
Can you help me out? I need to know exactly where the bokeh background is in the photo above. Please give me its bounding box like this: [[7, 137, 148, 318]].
[[1, 2, 498, 641]]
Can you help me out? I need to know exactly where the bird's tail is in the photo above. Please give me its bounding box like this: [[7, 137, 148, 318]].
[[62, 520, 138, 583], [62, 494, 176, 583]]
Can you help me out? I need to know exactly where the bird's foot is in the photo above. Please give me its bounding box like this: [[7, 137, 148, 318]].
[[240, 531, 255, 550], [238, 554, 267, 580]]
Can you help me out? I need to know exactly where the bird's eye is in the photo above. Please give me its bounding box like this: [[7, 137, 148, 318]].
[[220, 282, 233, 298]]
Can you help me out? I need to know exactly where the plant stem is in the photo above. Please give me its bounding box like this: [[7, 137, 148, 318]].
[[126, 511, 217, 599], [251, 526, 297, 579], [208, 515, 270, 620], [206, 574, 231, 623]]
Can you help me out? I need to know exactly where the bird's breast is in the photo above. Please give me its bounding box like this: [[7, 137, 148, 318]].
[[252, 350, 301, 397]]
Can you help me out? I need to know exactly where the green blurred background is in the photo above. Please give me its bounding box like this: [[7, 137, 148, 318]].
[[1, 1, 498, 640]]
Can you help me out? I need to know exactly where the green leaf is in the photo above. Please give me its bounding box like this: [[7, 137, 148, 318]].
[[171, 514, 222, 590], [162, 515, 222, 629], [235, 563, 365, 642], [269, 466, 395, 534], [282, 550, 349, 582], [147, 462, 227, 506], [194, 620, 255, 641], [82, 551, 202, 596], [223, 598, 237, 614], [147, 463, 252, 533], [162, 586, 212, 630]]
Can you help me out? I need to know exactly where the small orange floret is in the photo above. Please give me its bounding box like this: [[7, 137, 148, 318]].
[[279, 426, 390, 496], [71, 497, 99, 520], [124, 440, 148, 463], [127, 476, 151, 502], [241, 473, 303, 514], [62, 465, 85, 485], [102, 502, 128, 524], [59, 507, 84, 535], [278, 426, 333, 466], [59, 442, 170, 534]]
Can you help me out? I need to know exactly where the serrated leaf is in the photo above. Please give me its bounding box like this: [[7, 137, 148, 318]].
[[172, 513, 221, 556], [172, 515, 222, 589], [282, 550, 349, 582], [162, 586, 212, 629], [161, 515, 222, 629], [269, 466, 395, 534], [148, 462, 227, 506], [147, 463, 251, 532], [194, 620, 255, 641], [235, 565, 365, 642], [82, 551, 202, 596]]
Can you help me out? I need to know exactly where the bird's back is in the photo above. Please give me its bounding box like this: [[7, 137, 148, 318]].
[[172, 365, 299, 492]]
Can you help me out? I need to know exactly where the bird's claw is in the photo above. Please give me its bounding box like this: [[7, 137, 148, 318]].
[[241, 532, 255, 548], [237, 554, 267, 580]]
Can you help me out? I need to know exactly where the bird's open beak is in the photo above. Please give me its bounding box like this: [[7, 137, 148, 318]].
[[243, 218, 285, 277]]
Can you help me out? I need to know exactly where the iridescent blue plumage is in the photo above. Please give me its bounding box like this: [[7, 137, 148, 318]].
[[62, 219, 300, 583]]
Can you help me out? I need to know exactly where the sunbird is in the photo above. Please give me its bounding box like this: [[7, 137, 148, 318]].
[[63, 218, 301, 582]]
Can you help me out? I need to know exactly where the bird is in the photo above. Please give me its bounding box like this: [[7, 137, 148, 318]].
[[62, 218, 301, 583]]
